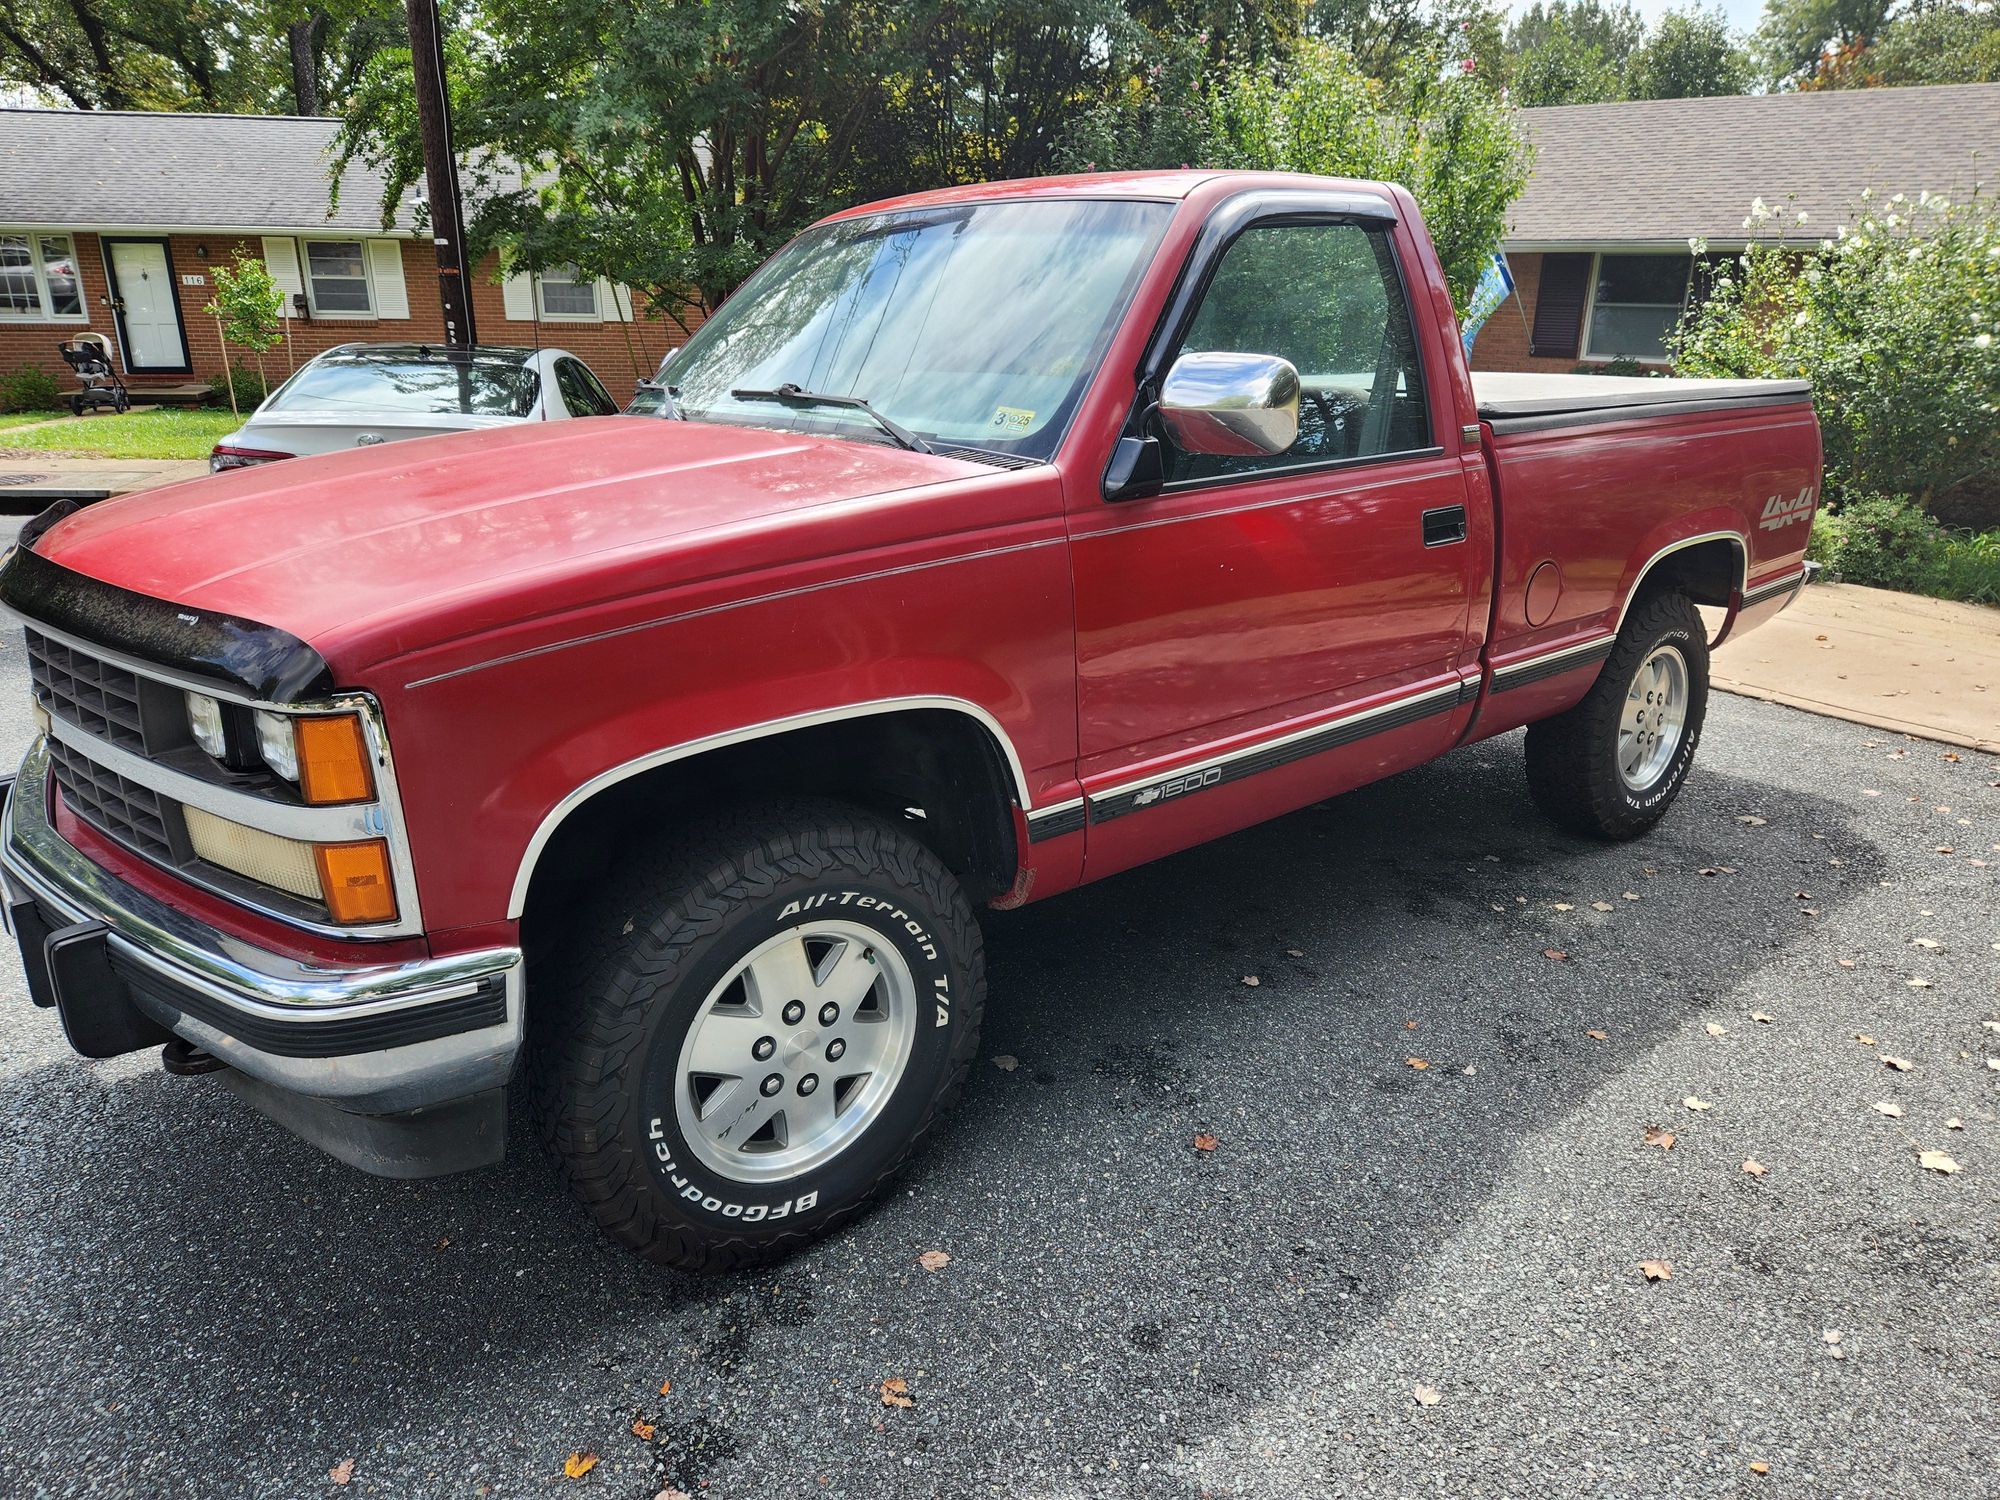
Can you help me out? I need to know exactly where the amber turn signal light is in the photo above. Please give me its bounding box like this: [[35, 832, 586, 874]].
[[314, 839, 398, 924], [297, 714, 375, 805]]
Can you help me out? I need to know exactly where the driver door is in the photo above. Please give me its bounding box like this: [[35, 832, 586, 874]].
[[1066, 211, 1481, 876]]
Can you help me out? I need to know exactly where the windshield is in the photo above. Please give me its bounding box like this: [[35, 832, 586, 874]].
[[267, 359, 539, 418], [664, 198, 1173, 461]]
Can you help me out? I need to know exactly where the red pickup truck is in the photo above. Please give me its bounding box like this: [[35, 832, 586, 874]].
[[0, 172, 1819, 1270]]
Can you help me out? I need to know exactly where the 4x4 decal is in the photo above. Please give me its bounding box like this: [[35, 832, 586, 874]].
[[1757, 488, 1816, 531]]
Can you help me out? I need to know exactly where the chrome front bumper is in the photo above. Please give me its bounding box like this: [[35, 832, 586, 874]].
[[2, 738, 523, 1116]]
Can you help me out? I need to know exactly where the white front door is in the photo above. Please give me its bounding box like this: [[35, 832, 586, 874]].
[[107, 240, 188, 372]]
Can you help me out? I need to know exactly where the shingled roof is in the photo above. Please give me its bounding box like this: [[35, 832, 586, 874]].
[[0, 108, 416, 234], [1508, 82, 2000, 249]]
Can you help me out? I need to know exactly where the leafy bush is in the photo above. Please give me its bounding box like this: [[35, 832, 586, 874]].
[[1673, 191, 2000, 529], [1573, 356, 1648, 377], [206, 364, 269, 410], [1808, 493, 2000, 606], [0, 365, 64, 413]]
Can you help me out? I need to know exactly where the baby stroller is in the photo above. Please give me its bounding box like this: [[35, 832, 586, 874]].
[[58, 335, 129, 416]]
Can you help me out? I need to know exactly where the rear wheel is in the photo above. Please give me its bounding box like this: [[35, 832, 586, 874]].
[[1524, 589, 1709, 840], [531, 801, 984, 1271]]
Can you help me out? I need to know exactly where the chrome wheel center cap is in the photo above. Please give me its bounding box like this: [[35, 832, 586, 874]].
[[781, 1027, 822, 1068]]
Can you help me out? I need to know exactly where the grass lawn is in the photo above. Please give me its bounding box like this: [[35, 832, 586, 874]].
[[0, 407, 239, 460], [0, 411, 63, 431]]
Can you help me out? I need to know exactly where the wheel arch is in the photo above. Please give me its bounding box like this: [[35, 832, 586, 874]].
[[1617, 528, 1747, 632], [510, 696, 1030, 923]]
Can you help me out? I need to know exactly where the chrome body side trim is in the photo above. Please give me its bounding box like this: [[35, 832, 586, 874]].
[[506, 695, 1035, 918], [1615, 529, 1749, 636], [2, 745, 521, 1113]]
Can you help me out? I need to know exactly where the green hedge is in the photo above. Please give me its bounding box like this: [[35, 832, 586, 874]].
[[1809, 494, 2000, 606]]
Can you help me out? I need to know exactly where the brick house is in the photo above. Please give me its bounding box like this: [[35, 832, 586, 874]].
[[0, 108, 694, 401], [1471, 82, 2000, 373]]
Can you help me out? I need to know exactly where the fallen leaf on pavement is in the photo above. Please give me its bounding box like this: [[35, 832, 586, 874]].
[[563, 1453, 599, 1480], [1943, 751, 1961, 762], [1192, 1132, 1219, 1153], [1592, 901, 1615, 912], [1543, 949, 1568, 961], [1240, 975, 1260, 988], [1912, 937, 1940, 949], [1737, 815, 1767, 826], [1824, 1329, 1841, 1344], [1752, 1011, 1775, 1023], [1404, 1019, 1419, 1030], [1622, 891, 1640, 901], [991, 1054, 1019, 1072], [1855, 1033, 1876, 1045], [1919, 1150, 1961, 1175], [880, 1378, 914, 1408], [1907, 978, 1934, 989], [1750, 1461, 1771, 1476], [1286, 948, 1304, 958], [1742, 1160, 1768, 1177], [1873, 1101, 1905, 1118], [658, 1379, 672, 1396], [631, 1418, 656, 1441], [1880, 1055, 1914, 1072], [1947, 1118, 1964, 1130], [1644, 1126, 1676, 1150], [1553, 902, 1574, 911], [329, 1460, 355, 1487], [1587, 1029, 1609, 1040], [1412, 1383, 1442, 1407], [1638, 1260, 1672, 1281], [918, 1250, 951, 1272], [1406, 1057, 1430, 1070], [1684, 1096, 1712, 1112], [1837, 959, 1856, 969], [655, 1489, 694, 1500], [1705, 1023, 1727, 1038]]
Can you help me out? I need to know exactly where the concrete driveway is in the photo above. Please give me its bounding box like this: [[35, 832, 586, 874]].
[[0, 610, 1993, 1497]]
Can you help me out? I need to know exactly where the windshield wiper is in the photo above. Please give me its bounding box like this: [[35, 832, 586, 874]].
[[728, 383, 933, 454]]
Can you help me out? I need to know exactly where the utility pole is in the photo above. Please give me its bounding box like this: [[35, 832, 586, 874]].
[[405, 0, 477, 347]]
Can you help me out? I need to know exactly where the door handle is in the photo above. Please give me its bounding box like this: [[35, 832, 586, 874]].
[[1422, 504, 1468, 547]]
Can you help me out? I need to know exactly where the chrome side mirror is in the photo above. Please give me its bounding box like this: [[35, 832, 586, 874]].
[[1158, 351, 1301, 458]]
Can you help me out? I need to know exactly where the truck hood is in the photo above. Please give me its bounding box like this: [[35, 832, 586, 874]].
[[31, 416, 984, 679]]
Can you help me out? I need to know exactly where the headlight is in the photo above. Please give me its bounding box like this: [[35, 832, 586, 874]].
[[185, 691, 226, 759], [254, 710, 298, 781]]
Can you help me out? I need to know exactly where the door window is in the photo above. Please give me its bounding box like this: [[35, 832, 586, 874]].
[[1165, 220, 1430, 484], [553, 357, 617, 416]]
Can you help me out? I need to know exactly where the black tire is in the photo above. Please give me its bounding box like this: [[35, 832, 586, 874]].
[[68, 395, 83, 417], [1524, 589, 1709, 840], [530, 800, 985, 1271]]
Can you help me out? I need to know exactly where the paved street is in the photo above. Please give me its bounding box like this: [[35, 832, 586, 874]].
[[0, 582, 1994, 1498]]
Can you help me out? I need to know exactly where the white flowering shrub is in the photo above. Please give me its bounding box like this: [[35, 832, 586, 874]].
[[1673, 191, 2000, 529]]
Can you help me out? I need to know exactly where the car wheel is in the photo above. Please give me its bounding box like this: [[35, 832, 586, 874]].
[[1524, 589, 1710, 840], [531, 800, 985, 1271]]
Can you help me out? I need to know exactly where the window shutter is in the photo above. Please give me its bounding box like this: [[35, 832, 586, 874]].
[[261, 236, 304, 317], [600, 279, 634, 321], [368, 240, 409, 318], [501, 272, 535, 321], [1529, 253, 1592, 360]]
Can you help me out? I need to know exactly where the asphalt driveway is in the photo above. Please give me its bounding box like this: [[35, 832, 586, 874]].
[[0, 620, 1993, 1498]]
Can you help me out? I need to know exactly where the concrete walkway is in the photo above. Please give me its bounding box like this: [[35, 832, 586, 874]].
[[0, 455, 207, 506], [1713, 581, 2000, 754]]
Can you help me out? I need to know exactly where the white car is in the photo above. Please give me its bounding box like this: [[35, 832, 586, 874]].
[[209, 343, 621, 471]]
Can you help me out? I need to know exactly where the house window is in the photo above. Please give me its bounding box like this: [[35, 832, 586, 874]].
[[304, 240, 373, 315], [537, 267, 600, 319], [0, 233, 86, 320], [1583, 253, 1692, 363]]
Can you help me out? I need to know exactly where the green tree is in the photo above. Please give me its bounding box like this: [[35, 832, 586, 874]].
[[1510, 17, 1624, 102], [1625, 5, 1754, 97], [203, 254, 286, 414], [1801, 2, 2000, 86], [1506, 0, 1645, 64], [1756, 0, 1894, 85]]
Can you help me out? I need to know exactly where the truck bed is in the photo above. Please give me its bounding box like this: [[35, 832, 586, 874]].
[[1473, 372, 1812, 432]]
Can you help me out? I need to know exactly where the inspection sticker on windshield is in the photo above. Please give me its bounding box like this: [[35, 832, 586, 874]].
[[989, 406, 1036, 433]]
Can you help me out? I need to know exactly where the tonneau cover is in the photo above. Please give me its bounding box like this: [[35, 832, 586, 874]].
[[1473, 372, 1812, 421]]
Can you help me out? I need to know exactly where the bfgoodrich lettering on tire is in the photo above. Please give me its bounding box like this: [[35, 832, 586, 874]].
[[530, 800, 985, 1271], [1524, 590, 1710, 841]]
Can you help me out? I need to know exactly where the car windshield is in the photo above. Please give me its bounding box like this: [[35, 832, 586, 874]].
[[266, 358, 540, 418], [664, 198, 1173, 461]]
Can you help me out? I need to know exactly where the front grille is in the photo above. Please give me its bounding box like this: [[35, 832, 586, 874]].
[[26, 629, 146, 753], [46, 735, 177, 862]]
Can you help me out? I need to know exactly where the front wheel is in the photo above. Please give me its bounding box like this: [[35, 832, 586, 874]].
[[1524, 589, 1710, 840], [531, 801, 985, 1271]]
